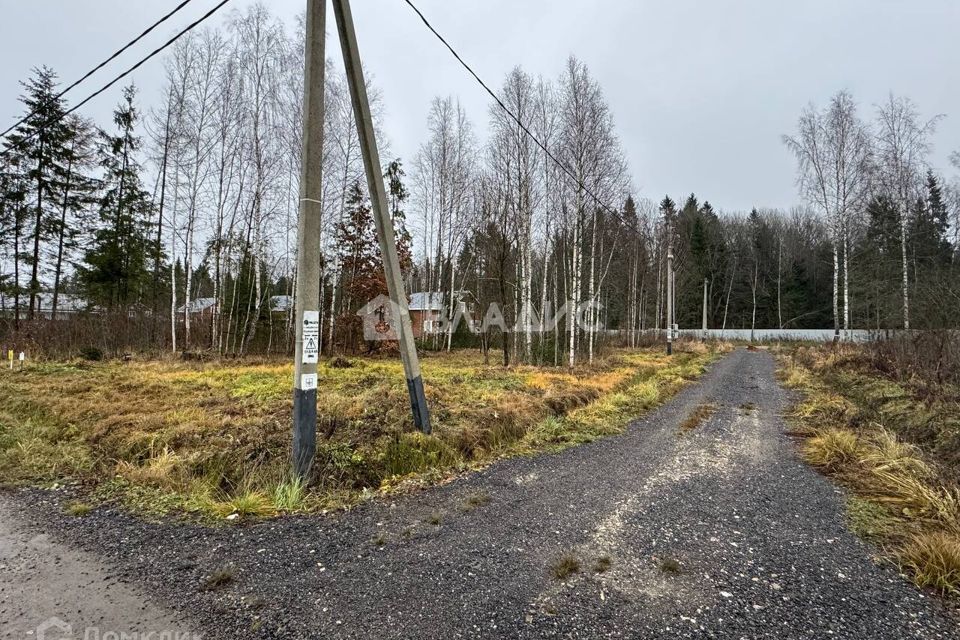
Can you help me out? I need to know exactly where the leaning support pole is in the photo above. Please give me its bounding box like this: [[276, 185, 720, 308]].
[[333, 0, 431, 433], [291, 0, 326, 479]]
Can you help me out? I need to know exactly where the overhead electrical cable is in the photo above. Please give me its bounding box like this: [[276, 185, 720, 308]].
[[402, 0, 639, 233], [0, 0, 234, 158], [0, 0, 198, 140]]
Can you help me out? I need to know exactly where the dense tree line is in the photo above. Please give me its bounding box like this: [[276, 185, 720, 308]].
[[1, 4, 957, 361]]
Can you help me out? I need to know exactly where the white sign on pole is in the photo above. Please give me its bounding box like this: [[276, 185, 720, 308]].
[[300, 373, 317, 391], [302, 310, 320, 364]]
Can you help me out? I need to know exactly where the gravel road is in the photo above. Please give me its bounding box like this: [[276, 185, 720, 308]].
[[2, 348, 958, 639], [0, 500, 192, 639]]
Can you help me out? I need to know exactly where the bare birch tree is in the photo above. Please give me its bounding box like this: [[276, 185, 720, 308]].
[[874, 94, 941, 330]]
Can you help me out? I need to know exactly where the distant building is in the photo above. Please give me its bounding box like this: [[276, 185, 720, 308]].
[[37, 293, 88, 318], [270, 295, 294, 313], [0, 292, 89, 319], [408, 291, 474, 337], [178, 297, 218, 315]]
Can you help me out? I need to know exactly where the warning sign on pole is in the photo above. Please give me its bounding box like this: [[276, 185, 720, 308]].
[[302, 310, 320, 364]]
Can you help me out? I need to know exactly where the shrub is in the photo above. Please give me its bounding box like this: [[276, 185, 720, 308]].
[[328, 356, 352, 369], [79, 346, 104, 361]]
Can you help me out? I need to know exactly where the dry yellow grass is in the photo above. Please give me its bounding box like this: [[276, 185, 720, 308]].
[[898, 532, 960, 596], [862, 430, 933, 480], [0, 347, 719, 519], [678, 403, 717, 433], [781, 344, 960, 599], [803, 429, 864, 472]]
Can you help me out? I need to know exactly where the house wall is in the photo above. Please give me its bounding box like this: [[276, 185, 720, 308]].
[[410, 310, 442, 338]]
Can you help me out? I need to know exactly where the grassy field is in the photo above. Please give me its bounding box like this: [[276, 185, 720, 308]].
[[0, 344, 721, 521], [779, 344, 960, 597]]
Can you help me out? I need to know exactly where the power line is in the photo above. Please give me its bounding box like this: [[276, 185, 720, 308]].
[[0, 0, 234, 159], [0, 0, 197, 141], [401, 0, 637, 232]]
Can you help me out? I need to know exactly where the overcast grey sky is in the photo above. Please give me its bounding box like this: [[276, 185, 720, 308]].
[[1, 0, 957, 212]]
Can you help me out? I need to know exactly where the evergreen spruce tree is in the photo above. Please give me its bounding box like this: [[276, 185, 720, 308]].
[[335, 181, 385, 311], [0, 158, 28, 321], [50, 115, 98, 318], [4, 67, 77, 318], [384, 159, 414, 277], [864, 195, 901, 328], [917, 171, 953, 265], [78, 85, 154, 309]]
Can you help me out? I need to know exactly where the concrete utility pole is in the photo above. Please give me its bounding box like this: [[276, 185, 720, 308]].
[[666, 218, 674, 356], [292, 0, 326, 479], [333, 0, 431, 433], [702, 278, 708, 342]]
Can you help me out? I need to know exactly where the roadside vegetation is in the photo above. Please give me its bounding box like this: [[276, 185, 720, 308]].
[[0, 343, 722, 521], [779, 336, 960, 597]]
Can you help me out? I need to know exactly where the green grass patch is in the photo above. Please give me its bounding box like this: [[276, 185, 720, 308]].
[[846, 496, 898, 541]]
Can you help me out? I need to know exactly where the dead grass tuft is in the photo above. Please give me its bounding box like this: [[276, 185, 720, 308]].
[[550, 552, 580, 580], [803, 428, 864, 472], [462, 491, 491, 512], [658, 557, 682, 574], [201, 565, 236, 591], [866, 470, 960, 529], [679, 403, 717, 433], [65, 501, 92, 517], [593, 555, 611, 573], [115, 446, 182, 488], [211, 489, 276, 520], [543, 387, 601, 416], [898, 532, 960, 596], [862, 430, 933, 480]]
